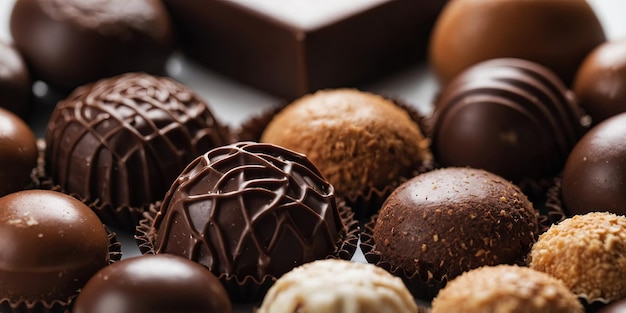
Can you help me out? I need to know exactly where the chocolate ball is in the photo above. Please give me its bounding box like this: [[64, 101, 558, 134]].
[[0, 107, 37, 197], [45, 73, 231, 230], [562, 112, 626, 216], [598, 298, 626, 313], [0, 40, 31, 118], [573, 39, 626, 124], [72, 254, 232, 313], [432, 58, 586, 183], [10, 0, 175, 91], [429, 0, 606, 85], [0, 190, 110, 309]]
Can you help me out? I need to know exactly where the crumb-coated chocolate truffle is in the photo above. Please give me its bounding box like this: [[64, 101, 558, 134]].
[[257, 259, 417, 313], [529, 212, 626, 302], [432, 58, 586, 183], [0, 107, 37, 197], [10, 0, 175, 91], [147, 142, 347, 284], [260, 88, 431, 199], [573, 40, 626, 124], [0, 190, 110, 311], [0, 41, 31, 118], [431, 265, 584, 313], [45, 73, 231, 230], [72, 254, 232, 313], [429, 0, 606, 85], [562, 113, 626, 216], [373, 167, 537, 281]]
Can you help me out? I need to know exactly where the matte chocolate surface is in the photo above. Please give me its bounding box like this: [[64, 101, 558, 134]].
[[73, 254, 232, 313], [45, 73, 231, 229], [162, 0, 447, 99], [10, 0, 175, 91], [0, 107, 37, 197], [0, 40, 31, 118], [431, 58, 586, 183]]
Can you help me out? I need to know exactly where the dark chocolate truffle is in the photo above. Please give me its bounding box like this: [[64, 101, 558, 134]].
[[0, 190, 110, 311], [0, 40, 31, 118], [573, 39, 626, 124], [429, 0, 606, 85], [72, 254, 232, 313], [562, 112, 626, 216], [372, 167, 538, 282], [45, 72, 231, 230], [0, 107, 37, 197], [431, 58, 586, 183], [10, 0, 175, 91]]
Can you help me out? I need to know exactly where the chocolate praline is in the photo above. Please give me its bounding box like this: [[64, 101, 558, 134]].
[[10, 0, 175, 91], [72, 254, 232, 313], [0, 107, 37, 197], [0, 41, 31, 118], [562, 112, 626, 215]]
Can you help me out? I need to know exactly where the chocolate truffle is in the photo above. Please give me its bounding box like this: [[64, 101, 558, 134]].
[[261, 88, 431, 201], [0, 107, 38, 197], [145, 142, 350, 297], [573, 39, 626, 124], [529, 212, 626, 302], [431, 265, 584, 313], [0, 190, 110, 311], [45, 73, 231, 230], [431, 58, 586, 183], [0, 40, 31, 118], [10, 0, 175, 91], [562, 112, 626, 216], [598, 298, 626, 313], [72, 254, 232, 313], [429, 0, 605, 85], [372, 167, 537, 282], [257, 259, 418, 313]]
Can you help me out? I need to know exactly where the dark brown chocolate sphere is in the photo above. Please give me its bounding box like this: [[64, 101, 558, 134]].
[[562, 113, 626, 216], [573, 39, 626, 124], [0, 107, 37, 197], [72, 254, 232, 313], [429, 0, 606, 85], [431, 58, 586, 183], [45, 73, 231, 230], [10, 0, 175, 91], [0, 41, 31, 118], [0, 190, 110, 310], [373, 167, 538, 281]]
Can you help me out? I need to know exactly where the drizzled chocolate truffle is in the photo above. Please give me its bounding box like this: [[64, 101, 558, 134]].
[[10, 0, 175, 91], [0, 41, 31, 118], [431, 58, 586, 183], [0, 107, 37, 197], [45, 73, 231, 229]]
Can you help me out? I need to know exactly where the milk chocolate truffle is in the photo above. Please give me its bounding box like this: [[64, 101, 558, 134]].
[[72, 254, 232, 313], [573, 40, 626, 124], [373, 167, 537, 282], [261, 88, 431, 200], [432, 58, 586, 183], [257, 259, 418, 313], [430, 0, 606, 85], [45, 73, 231, 230], [529, 212, 626, 302], [0, 107, 37, 197], [431, 265, 584, 313], [0, 190, 110, 312], [562, 113, 626, 216], [10, 0, 175, 91], [0, 41, 31, 118]]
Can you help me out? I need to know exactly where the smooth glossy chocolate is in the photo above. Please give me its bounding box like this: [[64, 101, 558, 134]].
[[0, 190, 110, 309], [573, 39, 626, 124], [10, 0, 175, 91], [562, 113, 626, 216], [432, 58, 586, 183], [162, 0, 447, 99], [0, 107, 37, 197], [598, 298, 626, 313], [0, 41, 31, 118], [151, 142, 343, 281], [72, 254, 232, 313], [429, 0, 606, 85], [45, 73, 231, 229]]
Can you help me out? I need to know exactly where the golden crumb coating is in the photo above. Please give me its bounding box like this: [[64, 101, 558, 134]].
[[431, 265, 583, 313], [529, 212, 626, 301]]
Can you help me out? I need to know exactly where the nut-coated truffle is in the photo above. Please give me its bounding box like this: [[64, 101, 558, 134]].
[[0, 107, 37, 197]]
